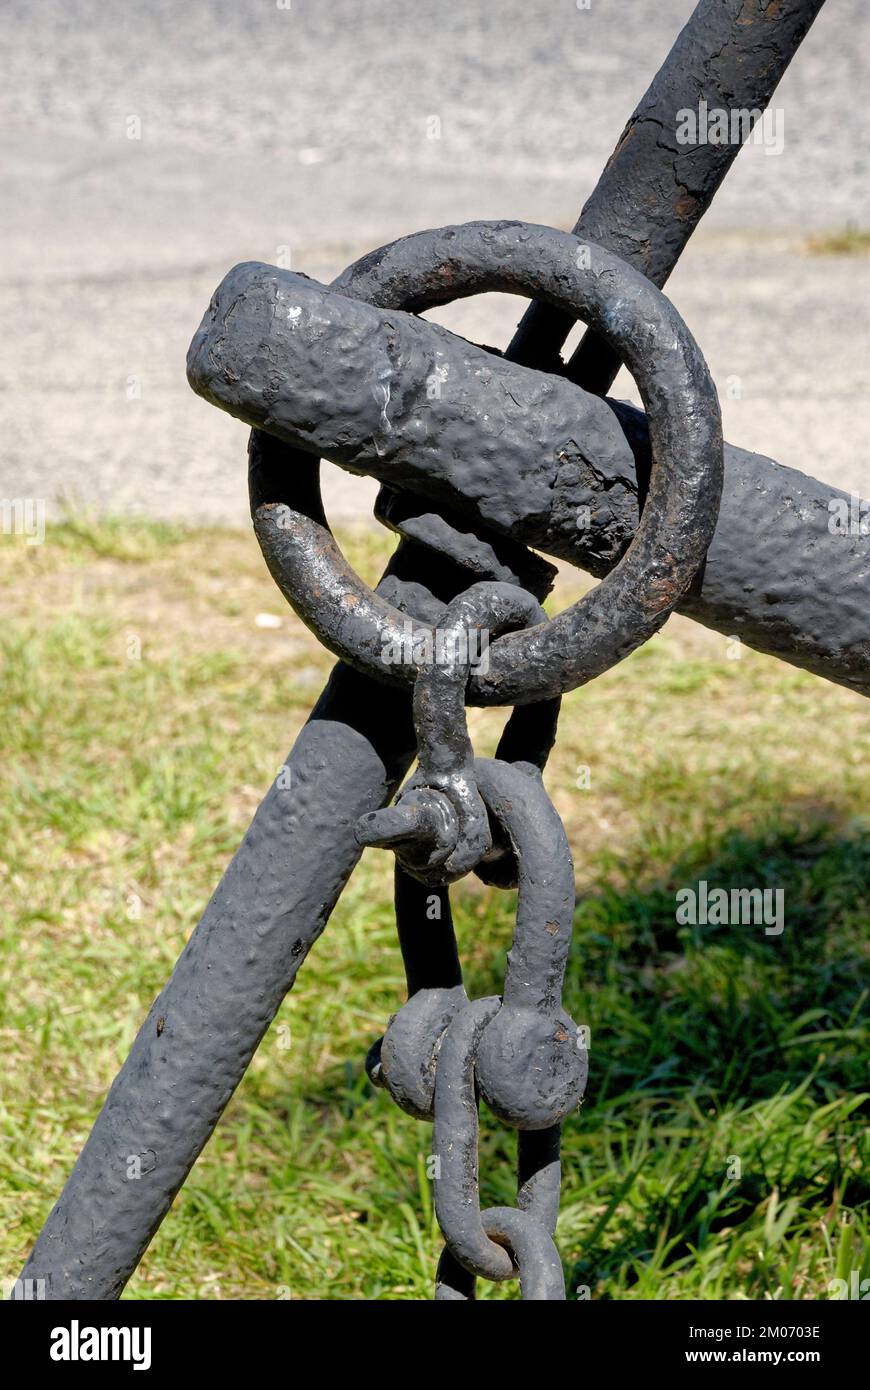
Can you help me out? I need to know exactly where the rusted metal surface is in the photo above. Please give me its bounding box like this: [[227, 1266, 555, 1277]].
[[189, 222, 725, 705], [189, 231, 867, 698]]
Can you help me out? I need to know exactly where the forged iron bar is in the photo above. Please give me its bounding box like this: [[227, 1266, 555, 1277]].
[[509, 0, 828, 389], [191, 241, 866, 699], [21, 1, 831, 1300], [21, 657, 420, 1299], [196, 223, 724, 705]]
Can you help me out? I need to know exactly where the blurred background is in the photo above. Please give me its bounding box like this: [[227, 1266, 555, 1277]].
[[1, 0, 868, 522]]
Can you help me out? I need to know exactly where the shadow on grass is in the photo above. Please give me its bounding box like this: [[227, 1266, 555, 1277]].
[[257, 814, 868, 1297], [563, 815, 868, 1102], [290, 811, 868, 1120], [556, 814, 869, 1297]]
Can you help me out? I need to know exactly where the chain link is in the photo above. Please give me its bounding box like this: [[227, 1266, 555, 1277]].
[[356, 583, 586, 1299]]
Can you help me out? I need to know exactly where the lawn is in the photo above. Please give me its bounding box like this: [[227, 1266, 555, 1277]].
[[0, 515, 867, 1300]]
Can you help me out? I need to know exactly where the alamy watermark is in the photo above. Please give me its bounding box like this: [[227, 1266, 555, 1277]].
[[3, 1276, 46, 1300], [828, 492, 869, 536], [676, 101, 785, 156], [49, 1320, 151, 1370], [675, 879, 784, 936], [381, 620, 491, 675], [1, 497, 45, 545], [828, 1270, 870, 1300]]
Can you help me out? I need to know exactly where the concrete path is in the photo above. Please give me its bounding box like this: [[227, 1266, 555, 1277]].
[[1, 0, 868, 524]]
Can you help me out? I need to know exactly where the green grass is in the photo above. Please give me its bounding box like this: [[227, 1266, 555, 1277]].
[[804, 225, 870, 257], [0, 517, 867, 1300]]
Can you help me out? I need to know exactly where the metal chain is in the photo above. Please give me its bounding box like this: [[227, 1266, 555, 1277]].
[[356, 583, 587, 1299]]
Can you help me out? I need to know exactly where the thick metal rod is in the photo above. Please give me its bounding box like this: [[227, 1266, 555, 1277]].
[[509, 0, 828, 388], [190, 260, 869, 699], [22, 2, 825, 1298], [21, 658, 418, 1297]]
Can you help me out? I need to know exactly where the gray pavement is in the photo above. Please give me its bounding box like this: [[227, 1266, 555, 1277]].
[[1, 0, 868, 523]]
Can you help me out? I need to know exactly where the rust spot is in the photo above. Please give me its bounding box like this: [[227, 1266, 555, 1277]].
[[545, 920, 559, 936], [675, 194, 698, 220], [645, 561, 682, 610], [765, 0, 781, 15], [611, 119, 638, 164], [554, 1027, 569, 1043], [156, 1016, 165, 1036]]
